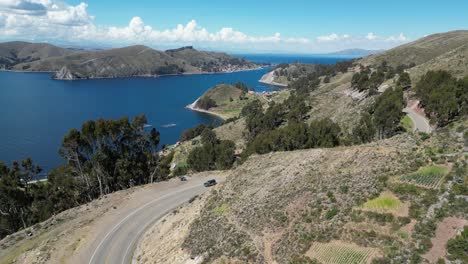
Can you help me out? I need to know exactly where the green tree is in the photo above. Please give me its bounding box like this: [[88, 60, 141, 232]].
[[372, 87, 405, 139], [446, 226, 468, 262], [196, 96, 217, 110], [353, 112, 376, 143], [397, 72, 411, 89], [415, 71, 466, 126]]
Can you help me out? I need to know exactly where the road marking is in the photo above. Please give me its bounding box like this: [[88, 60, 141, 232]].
[[88, 183, 202, 264], [122, 200, 183, 264]]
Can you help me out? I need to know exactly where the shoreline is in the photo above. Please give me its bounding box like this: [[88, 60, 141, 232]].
[[0, 66, 266, 81], [185, 98, 228, 121]]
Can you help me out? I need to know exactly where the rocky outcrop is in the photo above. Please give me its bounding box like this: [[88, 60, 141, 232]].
[[259, 70, 288, 87], [52, 66, 77, 80]]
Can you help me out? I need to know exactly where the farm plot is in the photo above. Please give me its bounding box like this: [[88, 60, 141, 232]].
[[399, 165, 449, 188], [306, 241, 379, 264], [358, 191, 408, 217]]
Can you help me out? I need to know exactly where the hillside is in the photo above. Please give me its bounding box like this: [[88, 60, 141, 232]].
[[409, 42, 468, 79], [360, 30, 468, 67], [0, 42, 259, 79], [329, 48, 384, 56], [188, 83, 272, 120], [136, 121, 467, 263], [0, 41, 74, 69], [260, 63, 333, 87]]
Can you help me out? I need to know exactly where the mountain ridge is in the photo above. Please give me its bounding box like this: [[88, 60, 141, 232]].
[[0, 42, 260, 80]]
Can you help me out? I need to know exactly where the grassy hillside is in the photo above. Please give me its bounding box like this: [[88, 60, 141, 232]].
[[193, 84, 270, 120], [0, 41, 74, 68], [0, 42, 259, 79], [360, 30, 468, 67], [183, 135, 416, 263], [409, 43, 468, 79]]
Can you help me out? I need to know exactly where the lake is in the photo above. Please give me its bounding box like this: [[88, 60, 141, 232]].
[[0, 54, 356, 173]]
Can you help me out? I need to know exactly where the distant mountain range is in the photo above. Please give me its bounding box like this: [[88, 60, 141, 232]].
[[0, 42, 260, 80], [328, 48, 385, 56]]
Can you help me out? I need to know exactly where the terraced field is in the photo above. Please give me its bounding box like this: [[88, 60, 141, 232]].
[[306, 241, 379, 264], [358, 191, 408, 217], [362, 192, 403, 211], [399, 165, 449, 188]]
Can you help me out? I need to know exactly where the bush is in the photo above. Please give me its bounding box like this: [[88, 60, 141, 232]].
[[179, 124, 211, 141], [446, 226, 468, 262], [187, 128, 236, 172], [196, 96, 217, 110]]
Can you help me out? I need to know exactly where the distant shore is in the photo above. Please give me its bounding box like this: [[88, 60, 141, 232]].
[[0, 65, 266, 80], [185, 98, 228, 121]]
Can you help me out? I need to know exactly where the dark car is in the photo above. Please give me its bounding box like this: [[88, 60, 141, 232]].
[[180, 176, 188, 181], [203, 179, 217, 187]]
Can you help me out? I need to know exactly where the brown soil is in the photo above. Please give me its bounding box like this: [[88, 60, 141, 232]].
[[423, 217, 467, 263]]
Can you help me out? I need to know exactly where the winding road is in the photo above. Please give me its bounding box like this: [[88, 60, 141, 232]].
[[70, 174, 225, 264], [403, 102, 432, 133]]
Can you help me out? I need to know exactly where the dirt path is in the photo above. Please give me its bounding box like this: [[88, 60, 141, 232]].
[[423, 217, 467, 263]]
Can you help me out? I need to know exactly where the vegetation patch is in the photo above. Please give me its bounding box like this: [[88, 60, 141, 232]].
[[305, 241, 380, 264], [400, 115, 414, 133], [213, 203, 230, 215], [362, 192, 403, 211], [357, 191, 408, 217], [399, 165, 449, 189]]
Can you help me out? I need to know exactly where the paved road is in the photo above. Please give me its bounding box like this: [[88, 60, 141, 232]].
[[403, 106, 432, 133], [82, 175, 224, 264]]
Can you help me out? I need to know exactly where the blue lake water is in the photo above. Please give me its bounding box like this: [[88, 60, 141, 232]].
[[0, 54, 356, 172]]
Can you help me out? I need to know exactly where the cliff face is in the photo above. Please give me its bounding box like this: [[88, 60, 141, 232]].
[[52, 66, 77, 80]]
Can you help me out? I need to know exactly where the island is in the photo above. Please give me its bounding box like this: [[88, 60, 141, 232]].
[[0, 42, 261, 80]]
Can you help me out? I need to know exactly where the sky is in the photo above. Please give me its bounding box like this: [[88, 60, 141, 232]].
[[0, 0, 467, 53]]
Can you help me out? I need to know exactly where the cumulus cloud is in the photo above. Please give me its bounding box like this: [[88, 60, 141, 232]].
[[0, 13, 5, 27], [366, 32, 377, 40], [316, 33, 351, 42], [386, 33, 407, 42], [0, 0, 47, 16], [0, 1, 410, 52]]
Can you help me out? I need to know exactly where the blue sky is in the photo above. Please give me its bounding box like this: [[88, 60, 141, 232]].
[[1, 0, 467, 53]]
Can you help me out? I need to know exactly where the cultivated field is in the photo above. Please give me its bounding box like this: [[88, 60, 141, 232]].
[[399, 165, 449, 188], [358, 191, 409, 217], [306, 241, 380, 264]]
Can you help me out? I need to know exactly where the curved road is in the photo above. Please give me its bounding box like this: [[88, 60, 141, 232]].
[[403, 106, 432, 133], [72, 175, 224, 264]]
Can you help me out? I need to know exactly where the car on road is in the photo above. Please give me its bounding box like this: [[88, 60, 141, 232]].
[[180, 175, 188, 181], [203, 179, 217, 187]]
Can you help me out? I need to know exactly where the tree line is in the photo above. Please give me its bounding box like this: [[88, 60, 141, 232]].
[[415, 70, 467, 126], [0, 114, 171, 239], [351, 61, 412, 96]]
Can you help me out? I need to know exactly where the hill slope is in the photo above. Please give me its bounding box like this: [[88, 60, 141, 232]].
[[0, 41, 74, 68], [0, 42, 259, 79], [409, 42, 468, 79], [360, 30, 468, 67]]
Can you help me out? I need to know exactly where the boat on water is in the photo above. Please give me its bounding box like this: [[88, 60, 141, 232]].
[[161, 123, 177, 128]]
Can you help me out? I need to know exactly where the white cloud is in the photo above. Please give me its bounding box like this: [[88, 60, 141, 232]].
[[385, 33, 407, 42], [0, 13, 5, 27], [0, 1, 410, 52], [317, 33, 339, 42], [316, 33, 352, 42], [0, 0, 47, 16], [366, 32, 377, 40]]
